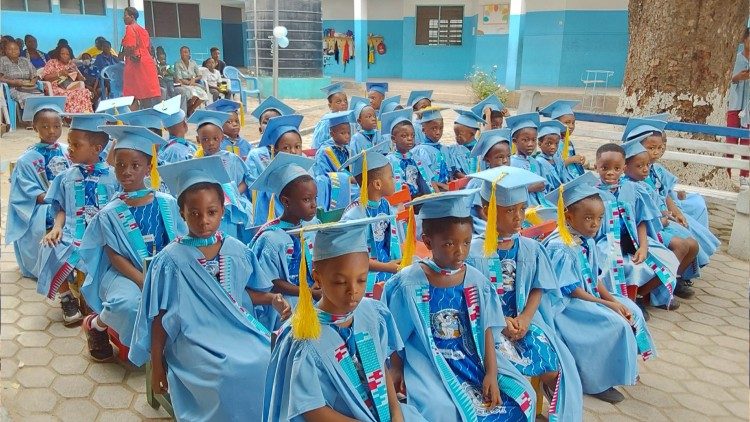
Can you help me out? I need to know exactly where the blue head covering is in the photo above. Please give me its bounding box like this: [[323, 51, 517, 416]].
[[471, 94, 505, 116], [622, 135, 650, 159], [469, 166, 545, 206], [22, 96, 66, 121], [287, 215, 391, 261], [454, 109, 486, 129], [537, 120, 567, 139], [505, 112, 540, 137], [102, 125, 167, 156], [249, 152, 314, 194], [381, 109, 413, 136], [621, 118, 667, 142], [152, 96, 185, 128], [206, 99, 241, 114], [417, 107, 444, 123], [67, 113, 116, 132], [116, 109, 166, 130], [349, 96, 373, 118], [324, 110, 354, 128], [379, 95, 402, 114], [251, 96, 295, 121], [544, 172, 601, 207], [407, 189, 479, 219], [407, 90, 433, 108], [321, 82, 345, 98], [339, 142, 391, 176], [539, 100, 580, 119], [258, 114, 303, 147], [95, 96, 134, 115], [158, 155, 230, 198], [470, 128, 511, 159], [366, 82, 388, 95]]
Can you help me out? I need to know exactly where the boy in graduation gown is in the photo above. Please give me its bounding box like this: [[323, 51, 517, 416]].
[[407, 90, 433, 146], [465, 129, 512, 234], [412, 107, 454, 191], [349, 96, 388, 156], [312, 82, 350, 149], [384, 108, 435, 198], [539, 100, 586, 181], [129, 156, 288, 421], [208, 98, 253, 160], [79, 126, 187, 362], [471, 94, 507, 130], [265, 216, 425, 421], [366, 81, 388, 118], [313, 110, 355, 177], [447, 108, 486, 177], [6, 97, 70, 279], [383, 190, 537, 421], [155, 96, 198, 164], [245, 96, 296, 184], [507, 112, 551, 207], [465, 166, 583, 420], [533, 120, 566, 190], [380, 94, 402, 116]]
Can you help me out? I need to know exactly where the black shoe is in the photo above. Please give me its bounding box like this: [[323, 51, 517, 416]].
[[656, 298, 680, 311], [60, 293, 83, 326], [674, 279, 695, 299], [591, 387, 625, 404], [635, 297, 651, 321], [83, 314, 114, 363]]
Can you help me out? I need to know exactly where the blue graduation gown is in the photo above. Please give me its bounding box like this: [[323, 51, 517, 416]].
[[387, 151, 434, 198], [509, 154, 550, 207], [264, 299, 426, 421], [129, 236, 272, 421], [311, 118, 332, 150], [6, 143, 70, 278], [466, 234, 583, 421], [446, 142, 479, 175], [412, 141, 451, 184], [158, 137, 197, 164], [651, 163, 709, 227], [413, 118, 426, 146], [555, 139, 585, 182], [205, 151, 254, 239], [314, 144, 352, 177], [382, 263, 537, 422], [533, 153, 563, 190], [79, 192, 186, 346], [220, 135, 253, 160], [350, 130, 389, 156]]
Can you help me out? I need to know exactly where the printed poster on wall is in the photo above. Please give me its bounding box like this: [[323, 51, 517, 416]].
[[477, 1, 510, 35]]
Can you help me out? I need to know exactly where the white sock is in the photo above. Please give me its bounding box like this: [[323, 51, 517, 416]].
[[92, 316, 107, 332]]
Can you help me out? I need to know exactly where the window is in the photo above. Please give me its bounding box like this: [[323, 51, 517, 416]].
[[59, 0, 105, 14], [415, 5, 463, 46], [1, 0, 51, 12], [144, 1, 202, 39]]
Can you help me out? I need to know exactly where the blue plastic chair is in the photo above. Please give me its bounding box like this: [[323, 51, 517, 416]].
[[222, 66, 261, 109], [1, 80, 47, 131], [100, 62, 125, 100]]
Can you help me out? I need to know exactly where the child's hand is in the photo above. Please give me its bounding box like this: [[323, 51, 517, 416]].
[[606, 301, 633, 322], [152, 362, 169, 394], [391, 366, 406, 395], [514, 315, 530, 340], [272, 294, 292, 321], [673, 211, 688, 228], [482, 373, 501, 408], [660, 216, 669, 227], [435, 182, 449, 192], [502, 317, 519, 338], [41, 227, 62, 246], [676, 190, 687, 200], [387, 260, 401, 273], [632, 246, 648, 265]]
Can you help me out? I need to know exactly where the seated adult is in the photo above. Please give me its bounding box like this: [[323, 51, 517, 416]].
[[92, 40, 119, 70], [81, 36, 118, 59], [42, 45, 93, 113], [202, 47, 226, 75], [48, 39, 74, 59], [173, 45, 210, 115], [0, 40, 44, 120], [20, 34, 49, 69]]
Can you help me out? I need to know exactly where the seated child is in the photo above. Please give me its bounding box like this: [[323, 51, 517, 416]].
[[340, 147, 402, 295], [129, 157, 288, 421], [349, 96, 387, 156], [407, 90, 433, 146], [383, 190, 537, 421], [208, 99, 253, 160], [79, 126, 187, 362], [383, 108, 435, 197], [465, 166, 583, 419], [312, 82, 349, 149], [7, 97, 70, 278], [539, 100, 586, 181], [116, 108, 164, 137], [471, 94, 508, 130], [313, 110, 354, 177], [264, 216, 424, 421], [245, 97, 297, 180], [249, 153, 319, 330], [155, 96, 197, 164], [37, 113, 120, 325], [533, 120, 566, 190], [412, 107, 452, 191], [366, 81, 388, 117], [542, 175, 647, 404], [466, 129, 512, 233], [447, 108, 486, 177], [202, 57, 226, 101], [507, 112, 550, 206], [380, 94, 402, 115]]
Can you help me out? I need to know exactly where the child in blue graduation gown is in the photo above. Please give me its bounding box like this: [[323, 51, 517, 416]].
[[245, 96, 296, 186], [542, 176, 648, 404], [340, 147, 403, 296], [249, 153, 319, 330], [407, 90, 433, 146], [6, 97, 70, 279], [447, 109, 486, 177], [312, 82, 350, 149], [129, 157, 289, 421], [412, 107, 453, 191], [471, 94, 507, 131], [507, 113, 551, 207], [366, 81, 388, 118], [533, 121, 565, 190], [465, 129, 512, 234], [465, 166, 583, 420], [154, 96, 197, 164], [265, 216, 425, 421], [539, 100, 587, 181], [384, 191, 537, 422], [313, 110, 355, 177], [207, 99, 253, 160], [79, 126, 187, 362], [37, 113, 120, 325], [349, 96, 388, 156], [383, 109, 435, 197]]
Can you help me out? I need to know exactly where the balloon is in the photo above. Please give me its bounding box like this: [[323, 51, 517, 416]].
[[278, 36, 290, 48], [273, 26, 288, 38]]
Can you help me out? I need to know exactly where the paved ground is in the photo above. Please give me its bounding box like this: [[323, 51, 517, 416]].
[[1, 96, 748, 421]]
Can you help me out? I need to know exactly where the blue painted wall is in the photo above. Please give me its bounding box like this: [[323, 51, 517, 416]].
[[474, 34, 509, 84], [322, 19, 404, 78]]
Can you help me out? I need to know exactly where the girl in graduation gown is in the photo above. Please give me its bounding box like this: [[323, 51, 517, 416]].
[[532, 121, 565, 191], [383, 109, 435, 198], [264, 216, 425, 422], [465, 166, 583, 421], [446, 109, 485, 177], [349, 96, 388, 156], [538, 100, 587, 182], [465, 129, 512, 235], [384, 191, 536, 422], [311, 82, 350, 149], [129, 156, 289, 422], [507, 113, 552, 207]]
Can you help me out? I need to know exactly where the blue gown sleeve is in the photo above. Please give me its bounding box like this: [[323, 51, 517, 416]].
[[288, 343, 327, 418], [245, 245, 274, 292], [380, 274, 416, 355], [251, 230, 290, 283], [373, 299, 404, 359], [311, 119, 330, 150], [44, 169, 67, 211], [544, 243, 582, 295]]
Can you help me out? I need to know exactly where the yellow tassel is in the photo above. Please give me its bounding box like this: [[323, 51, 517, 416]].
[[561, 127, 570, 161], [557, 185, 574, 246], [525, 206, 543, 226], [150, 145, 160, 189], [239, 105, 245, 127], [195, 147, 204, 158], [251, 190, 258, 217], [267, 193, 276, 222], [399, 206, 416, 270], [358, 152, 368, 208], [511, 142, 517, 155], [483, 173, 508, 257], [292, 229, 321, 340]]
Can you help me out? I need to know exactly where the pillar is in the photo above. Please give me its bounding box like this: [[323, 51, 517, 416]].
[[505, 0, 525, 90], [354, 0, 368, 83]]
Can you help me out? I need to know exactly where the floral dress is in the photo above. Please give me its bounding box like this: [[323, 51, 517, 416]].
[[42, 59, 93, 113]]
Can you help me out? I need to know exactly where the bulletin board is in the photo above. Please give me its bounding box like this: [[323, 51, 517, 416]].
[[477, 1, 510, 35]]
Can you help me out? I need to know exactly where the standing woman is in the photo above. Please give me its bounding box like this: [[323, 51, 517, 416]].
[[727, 27, 750, 190], [121, 6, 161, 110]]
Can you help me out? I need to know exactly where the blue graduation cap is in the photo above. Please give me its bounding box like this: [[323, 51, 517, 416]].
[[249, 152, 314, 194], [470, 128, 511, 159], [407, 90, 433, 108], [95, 96, 134, 115], [407, 189, 479, 219], [67, 113, 116, 132], [187, 109, 230, 129], [379, 95, 402, 114], [324, 110, 354, 128], [417, 106, 444, 123], [366, 82, 388, 95], [622, 135, 650, 159], [101, 125, 167, 156], [349, 96, 373, 118], [526, 206, 557, 223], [505, 112, 540, 137], [544, 172, 600, 207], [22, 96, 66, 121], [621, 117, 667, 142], [251, 96, 295, 121], [158, 155, 230, 198], [471, 94, 504, 116], [381, 109, 413, 136], [339, 142, 391, 176], [258, 114, 303, 148], [454, 109, 486, 129], [320, 82, 345, 98], [153, 95, 185, 128], [287, 215, 390, 261], [539, 100, 580, 119], [206, 99, 241, 114], [117, 109, 166, 130], [537, 120, 567, 139], [469, 166, 545, 207]]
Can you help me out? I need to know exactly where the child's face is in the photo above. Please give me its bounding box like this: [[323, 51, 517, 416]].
[[358, 107, 378, 131], [558, 114, 575, 135], [513, 128, 537, 156], [313, 251, 370, 314], [180, 187, 225, 238], [328, 93, 348, 112], [392, 124, 415, 153], [259, 110, 281, 133], [367, 91, 384, 111], [275, 131, 303, 155], [413, 98, 431, 111], [34, 111, 62, 144], [421, 119, 443, 143], [624, 152, 651, 181], [453, 124, 477, 146], [114, 149, 150, 191], [223, 112, 241, 139], [565, 197, 605, 238], [490, 115, 503, 129], [157, 53, 166, 64], [280, 178, 318, 222], [330, 123, 351, 146], [167, 121, 188, 138], [595, 151, 626, 185], [641, 135, 664, 163], [490, 202, 527, 236], [538, 134, 560, 156], [484, 142, 511, 168], [197, 124, 223, 156], [67, 131, 103, 164], [423, 221, 473, 270], [375, 164, 396, 197]]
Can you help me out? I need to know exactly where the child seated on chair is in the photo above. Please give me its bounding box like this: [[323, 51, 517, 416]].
[[412, 107, 453, 191], [264, 216, 425, 422], [7, 97, 70, 279], [508, 113, 550, 207], [79, 126, 187, 362], [447, 108, 486, 177], [384, 109, 435, 198], [533, 120, 566, 190], [207, 99, 252, 160], [156, 96, 196, 164], [472, 94, 508, 130], [312, 82, 349, 149], [245, 96, 296, 182], [202, 58, 226, 101], [349, 96, 387, 156], [465, 166, 583, 420], [539, 100, 586, 181], [465, 129, 512, 233], [383, 190, 538, 421], [406, 90, 433, 146], [128, 157, 289, 421], [313, 110, 354, 177]]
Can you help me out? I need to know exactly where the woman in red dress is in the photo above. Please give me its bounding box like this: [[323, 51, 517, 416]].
[[121, 7, 161, 109]]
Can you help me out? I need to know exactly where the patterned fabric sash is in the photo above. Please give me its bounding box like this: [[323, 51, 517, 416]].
[[328, 172, 341, 209], [605, 200, 628, 295], [394, 153, 434, 194], [575, 240, 600, 298], [362, 201, 402, 296], [324, 146, 345, 171], [111, 192, 177, 264]]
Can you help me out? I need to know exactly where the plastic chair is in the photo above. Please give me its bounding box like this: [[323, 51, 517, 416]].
[[223, 66, 261, 109], [100, 62, 125, 100]]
